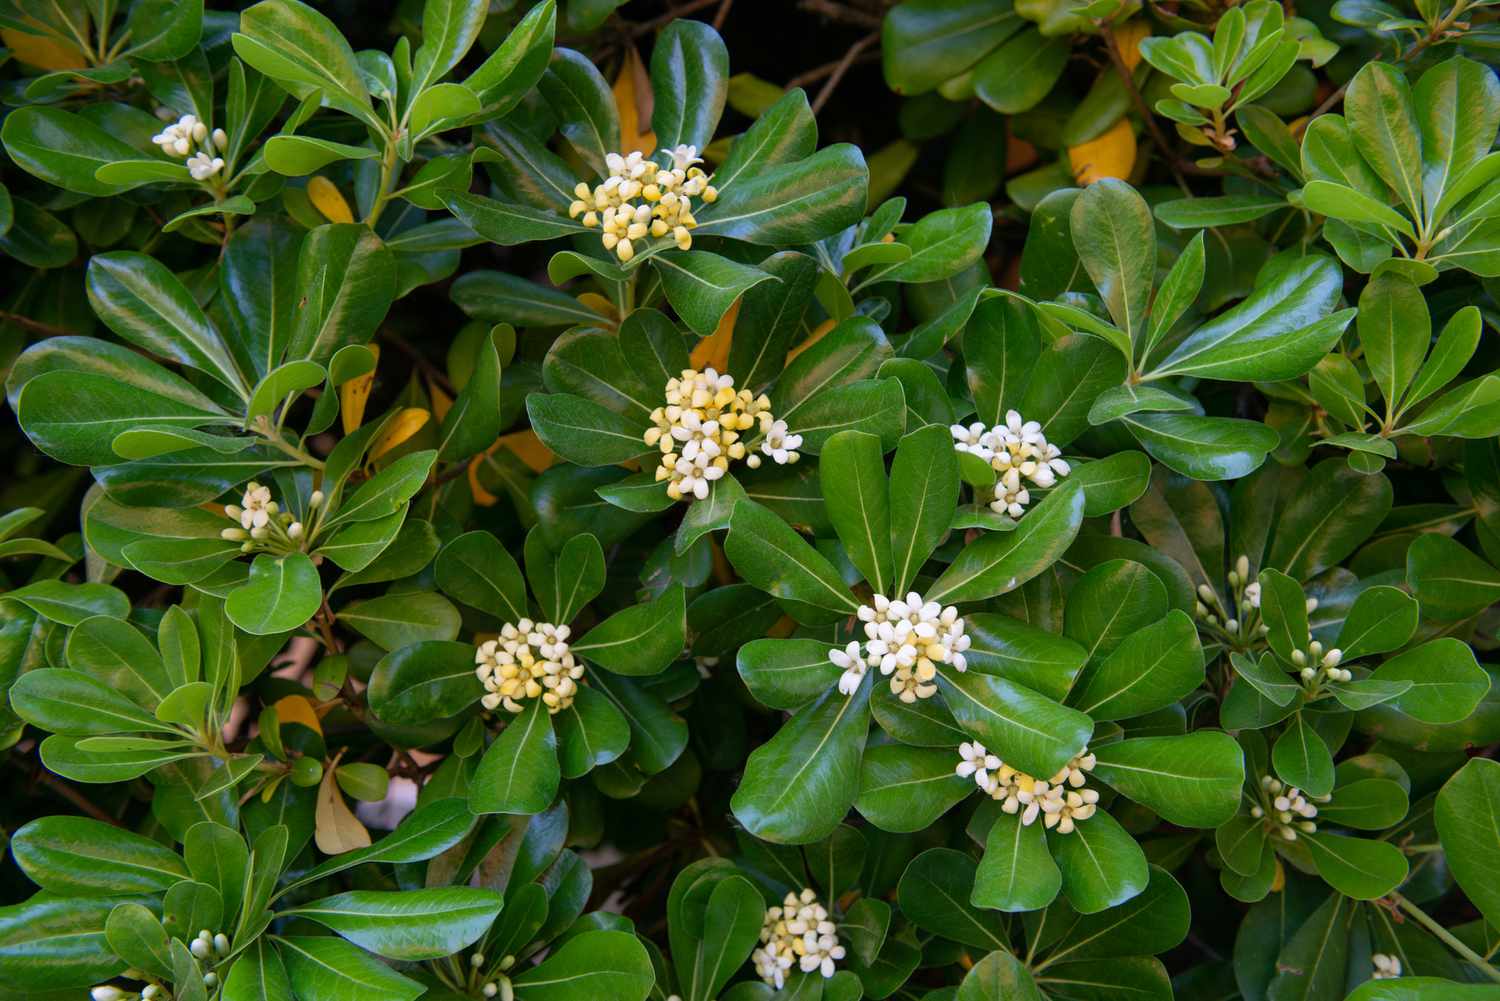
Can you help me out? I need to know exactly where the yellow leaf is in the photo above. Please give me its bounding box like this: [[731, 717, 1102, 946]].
[[429, 380, 454, 422], [614, 45, 656, 154], [369, 407, 430, 461], [767, 615, 799, 639], [1068, 117, 1137, 185], [466, 430, 556, 507], [308, 175, 354, 224], [315, 757, 372, 855], [340, 345, 379, 435], [690, 298, 739, 372], [1270, 856, 1286, 892], [786, 318, 836, 365], [273, 695, 323, 736], [576, 292, 618, 321], [1112, 20, 1150, 73], [2, 26, 86, 71]]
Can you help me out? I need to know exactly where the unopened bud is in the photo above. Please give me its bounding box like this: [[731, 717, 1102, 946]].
[[483, 986, 498, 999], [1291, 650, 1306, 666], [1197, 584, 1218, 606], [1322, 648, 1342, 668], [1236, 555, 1250, 579], [204, 972, 219, 988], [1305, 597, 1319, 613], [309, 490, 325, 508], [91, 989, 124, 1001], [213, 127, 228, 150], [191, 937, 212, 959], [214, 933, 230, 954], [221, 528, 247, 540], [471, 953, 485, 968], [287, 522, 304, 540], [1309, 640, 1323, 658], [1300, 667, 1316, 681]]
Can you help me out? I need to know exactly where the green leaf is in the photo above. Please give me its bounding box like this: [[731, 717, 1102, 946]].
[[412, 0, 487, 94], [11, 816, 188, 895], [225, 553, 323, 635], [974, 809, 1061, 913], [819, 430, 892, 594], [11, 668, 179, 736], [435, 530, 528, 622], [1301, 179, 1417, 236], [263, 135, 377, 175], [574, 585, 686, 676], [223, 938, 294, 1001], [1051, 809, 1150, 913], [1123, 412, 1279, 480], [854, 744, 972, 832], [1148, 254, 1351, 381], [66, 614, 172, 709], [881, 0, 1022, 95], [1091, 732, 1244, 827], [1230, 652, 1299, 707], [526, 392, 649, 466], [281, 798, 474, 894], [511, 930, 654, 1001], [526, 530, 605, 624], [898, 847, 1008, 950], [939, 671, 1093, 779], [233, 0, 377, 130], [338, 592, 461, 649], [0, 894, 125, 990], [1257, 567, 1310, 665], [1301, 830, 1409, 899], [275, 935, 424, 1001], [105, 903, 173, 981], [556, 685, 630, 778], [283, 224, 396, 366], [465, 0, 555, 114], [286, 887, 502, 961], [1154, 194, 1288, 229], [737, 638, 841, 711], [470, 699, 559, 815], [1436, 757, 1500, 931], [889, 424, 960, 595], [866, 203, 993, 285], [958, 948, 1044, 1001], [440, 324, 507, 461], [928, 481, 1085, 604], [725, 500, 860, 616], [1069, 610, 1204, 720], [1336, 584, 1419, 659], [1, 107, 140, 196], [732, 675, 871, 844], [650, 18, 728, 152], [655, 251, 776, 338], [1369, 637, 1491, 724], [1345, 60, 1424, 218], [1071, 179, 1154, 342], [696, 145, 869, 246], [973, 29, 1070, 114], [1272, 713, 1334, 797], [787, 378, 906, 456]]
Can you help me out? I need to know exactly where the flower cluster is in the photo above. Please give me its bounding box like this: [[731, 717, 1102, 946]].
[[1371, 953, 1402, 979], [956, 743, 1100, 834], [152, 112, 228, 180], [474, 620, 583, 714], [829, 593, 969, 701], [951, 411, 1069, 518], [644, 367, 795, 501], [222, 483, 318, 555], [569, 145, 718, 262], [752, 888, 845, 989], [1250, 775, 1327, 841]]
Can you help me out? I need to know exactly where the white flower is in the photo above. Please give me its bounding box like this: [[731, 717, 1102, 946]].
[[572, 146, 716, 261], [956, 410, 1069, 519], [236, 481, 274, 530], [760, 419, 803, 465], [187, 151, 225, 180], [852, 592, 968, 702], [151, 113, 230, 182], [91, 989, 125, 1001], [951, 421, 994, 461], [646, 367, 780, 501], [1372, 953, 1402, 979], [754, 888, 844, 988], [829, 641, 866, 695], [957, 745, 1098, 833], [474, 620, 584, 714], [1242, 581, 1262, 608]]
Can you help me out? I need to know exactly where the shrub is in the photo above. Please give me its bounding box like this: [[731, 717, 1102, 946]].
[[1, 1, 1499, 1000]]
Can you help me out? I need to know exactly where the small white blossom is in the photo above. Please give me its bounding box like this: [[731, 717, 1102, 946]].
[[956, 743, 1098, 833], [1371, 953, 1402, 979], [571, 146, 717, 261], [852, 592, 969, 702], [187, 150, 225, 180], [234, 482, 273, 529], [646, 368, 783, 501], [151, 113, 230, 181], [952, 410, 1069, 518], [753, 888, 845, 989], [829, 640, 866, 695], [758, 419, 803, 466], [475, 620, 584, 714]]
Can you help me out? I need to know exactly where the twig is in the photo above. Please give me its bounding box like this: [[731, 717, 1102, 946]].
[[712, 0, 733, 29], [811, 32, 878, 115], [787, 49, 881, 89], [0, 311, 77, 338], [379, 329, 456, 396], [24, 760, 125, 827], [627, 0, 720, 37], [798, 0, 884, 30]]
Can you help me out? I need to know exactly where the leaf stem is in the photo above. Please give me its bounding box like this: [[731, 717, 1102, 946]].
[[1391, 891, 1500, 983]]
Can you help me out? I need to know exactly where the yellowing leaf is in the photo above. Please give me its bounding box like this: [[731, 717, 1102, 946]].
[[308, 175, 355, 224], [615, 45, 656, 154], [315, 756, 372, 855], [466, 430, 555, 507], [2, 26, 86, 71], [768, 615, 798, 639], [429, 380, 454, 422], [1069, 117, 1137, 185], [273, 695, 323, 736], [340, 345, 380, 435], [786, 318, 836, 365], [1112, 20, 1150, 73], [691, 298, 739, 371], [368, 407, 430, 461], [577, 292, 618, 321]]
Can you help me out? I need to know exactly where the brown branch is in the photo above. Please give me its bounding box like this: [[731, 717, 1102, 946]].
[[712, 0, 733, 29], [811, 32, 879, 115], [21, 758, 125, 827], [0, 311, 77, 338], [1100, 31, 1193, 196], [798, 0, 885, 30], [379, 329, 456, 395], [627, 0, 721, 37], [787, 49, 881, 89]]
